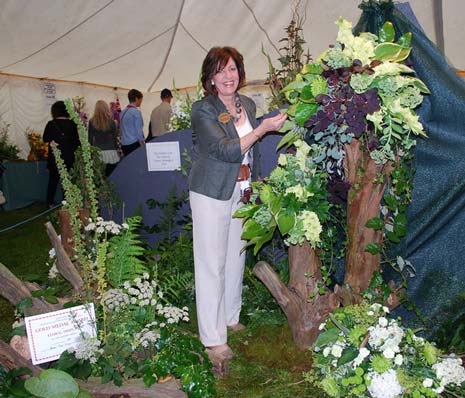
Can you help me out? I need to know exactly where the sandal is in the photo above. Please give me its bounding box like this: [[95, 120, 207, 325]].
[[227, 323, 246, 332], [205, 343, 234, 360]]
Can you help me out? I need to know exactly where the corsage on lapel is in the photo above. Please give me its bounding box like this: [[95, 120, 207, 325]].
[[218, 112, 231, 124]]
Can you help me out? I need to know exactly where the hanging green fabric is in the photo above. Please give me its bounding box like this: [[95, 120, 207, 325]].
[[354, 1, 465, 336]]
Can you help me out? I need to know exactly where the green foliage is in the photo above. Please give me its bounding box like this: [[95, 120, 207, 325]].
[[0, 365, 32, 398], [145, 187, 190, 243], [24, 369, 84, 398], [105, 216, 147, 288], [263, 7, 312, 110], [168, 78, 204, 131], [0, 121, 20, 162]]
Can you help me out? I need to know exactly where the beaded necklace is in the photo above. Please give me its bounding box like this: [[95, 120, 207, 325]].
[[226, 93, 242, 123]]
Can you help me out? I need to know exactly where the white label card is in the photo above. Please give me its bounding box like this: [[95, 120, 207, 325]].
[[25, 304, 97, 365], [146, 141, 181, 171]]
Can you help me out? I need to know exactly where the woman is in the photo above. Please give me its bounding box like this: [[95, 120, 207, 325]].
[[88, 100, 119, 176], [189, 47, 287, 363], [43, 100, 80, 208]]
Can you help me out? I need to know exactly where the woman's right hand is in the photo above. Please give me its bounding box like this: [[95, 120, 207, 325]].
[[255, 112, 287, 138]]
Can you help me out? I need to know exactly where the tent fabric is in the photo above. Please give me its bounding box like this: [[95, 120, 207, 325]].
[[1, 1, 464, 157], [355, 2, 465, 333]]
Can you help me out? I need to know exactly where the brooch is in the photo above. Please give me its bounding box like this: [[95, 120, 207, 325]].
[[218, 112, 231, 124]]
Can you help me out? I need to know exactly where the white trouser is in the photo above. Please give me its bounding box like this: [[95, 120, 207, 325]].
[[190, 184, 246, 347]]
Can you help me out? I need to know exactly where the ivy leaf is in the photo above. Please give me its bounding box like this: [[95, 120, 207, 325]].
[[374, 43, 411, 62], [295, 102, 318, 126], [379, 22, 395, 43], [365, 242, 382, 255], [365, 217, 385, 230], [369, 271, 384, 289], [384, 194, 398, 211], [393, 214, 407, 237], [386, 231, 401, 243]]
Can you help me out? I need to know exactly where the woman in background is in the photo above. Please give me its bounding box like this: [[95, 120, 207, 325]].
[[43, 100, 80, 208], [88, 100, 119, 176]]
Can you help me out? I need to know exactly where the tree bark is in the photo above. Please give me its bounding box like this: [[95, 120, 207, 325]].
[[0, 340, 43, 376], [341, 140, 392, 304], [45, 221, 84, 295], [253, 241, 339, 349], [0, 262, 61, 315]]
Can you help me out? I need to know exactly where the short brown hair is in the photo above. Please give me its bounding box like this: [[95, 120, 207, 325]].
[[128, 89, 143, 103], [201, 47, 246, 96]]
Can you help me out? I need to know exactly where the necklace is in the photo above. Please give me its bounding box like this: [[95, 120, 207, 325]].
[[226, 93, 242, 123]]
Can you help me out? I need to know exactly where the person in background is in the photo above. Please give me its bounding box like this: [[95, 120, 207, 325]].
[[88, 100, 119, 176], [189, 46, 287, 366], [43, 100, 80, 208], [120, 89, 144, 156], [149, 88, 173, 139]]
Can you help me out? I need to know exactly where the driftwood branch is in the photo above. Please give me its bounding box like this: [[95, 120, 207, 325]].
[[0, 340, 43, 376], [45, 221, 84, 295], [0, 262, 60, 315], [77, 377, 186, 398]]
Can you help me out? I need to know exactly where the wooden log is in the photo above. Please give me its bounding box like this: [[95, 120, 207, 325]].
[[0, 340, 43, 376], [0, 262, 60, 315], [77, 377, 186, 398], [45, 221, 84, 295], [253, 242, 339, 349]]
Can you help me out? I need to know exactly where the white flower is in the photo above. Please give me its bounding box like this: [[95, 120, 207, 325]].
[[394, 354, 403, 366], [353, 347, 370, 367], [367, 311, 375, 316], [331, 343, 343, 358], [48, 248, 56, 258], [367, 369, 403, 398], [382, 306, 390, 313], [318, 322, 326, 331], [278, 154, 287, 166], [423, 378, 433, 388], [383, 347, 395, 359], [323, 347, 331, 357], [433, 356, 465, 387], [378, 317, 388, 327]]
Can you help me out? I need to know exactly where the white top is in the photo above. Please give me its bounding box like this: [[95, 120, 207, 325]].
[[235, 113, 253, 166]]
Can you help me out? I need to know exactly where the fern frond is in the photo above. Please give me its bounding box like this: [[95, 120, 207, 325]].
[[106, 216, 147, 288]]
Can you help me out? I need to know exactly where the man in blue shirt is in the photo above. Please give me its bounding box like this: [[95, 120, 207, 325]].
[[120, 89, 145, 156]]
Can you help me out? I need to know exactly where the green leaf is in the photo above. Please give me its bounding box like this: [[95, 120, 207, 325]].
[[379, 22, 395, 43], [365, 217, 385, 230], [301, 63, 323, 75], [374, 43, 411, 62], [301, 84, 314, 101], [44, 294, 59, 304], [411, 77, 430, 94], [365, 242, 382, 255], [281, 80, 306, 92], [311, 76, 328, 97], [369, 271, 384, 289], [386, 231, 401, 243], [393, 213, 407, 237], [338, 346, 359, 366], [232, 203, 259, 219], [295, 102, 318, 126], [17, 297, 33, 314], [277, 209, 296, 235], [384, 194, 398, 211], [276, 130, 300, 150], [397, 32, 412, 48], [269, 193, 283, 215], [25, 369, 80, 398], [314, 327, 340, 348], [252, 229, 275, 255], [77, 389, 93, 398], [241, 218, 267, 240], [259, 184, 273, 205]]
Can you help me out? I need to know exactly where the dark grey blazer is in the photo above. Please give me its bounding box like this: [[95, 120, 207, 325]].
[[189, 94, 260, 200]]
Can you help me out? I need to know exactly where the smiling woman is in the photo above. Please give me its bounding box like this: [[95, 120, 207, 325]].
[[188, 46, 287, 374]]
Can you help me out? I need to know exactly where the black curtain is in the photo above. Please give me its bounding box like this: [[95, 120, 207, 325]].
[[354, 1, 465, 334]]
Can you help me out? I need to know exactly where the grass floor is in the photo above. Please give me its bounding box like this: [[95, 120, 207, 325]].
[[0, 203, 321, 397]]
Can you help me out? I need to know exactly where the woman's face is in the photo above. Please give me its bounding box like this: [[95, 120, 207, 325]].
[[212, 57, 239, 99]]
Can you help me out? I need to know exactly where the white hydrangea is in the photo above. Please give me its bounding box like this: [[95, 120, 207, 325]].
[[394, 354, 403, 366], [369, 319, 404, 356], [422, 378, 433, 388], [432, 356, 465, 388], [367, 369, 403, 398], [353, 347, 370, 367]]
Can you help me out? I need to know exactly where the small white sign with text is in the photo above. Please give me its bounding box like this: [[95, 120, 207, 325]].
[[25, 304, 97, 365], [146, 141, 181, 171]]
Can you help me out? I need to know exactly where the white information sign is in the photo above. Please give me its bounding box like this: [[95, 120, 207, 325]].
[[146, 141, 181, 171], [25, 304, 97, 365], [43, 82, 56, 105]]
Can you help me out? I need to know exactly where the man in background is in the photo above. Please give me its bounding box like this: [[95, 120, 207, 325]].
[[149, 88, 173, 139], [120, 89, 144, 156]]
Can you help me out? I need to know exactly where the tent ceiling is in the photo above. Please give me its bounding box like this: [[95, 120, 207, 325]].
[[0, 0, 464, 92]]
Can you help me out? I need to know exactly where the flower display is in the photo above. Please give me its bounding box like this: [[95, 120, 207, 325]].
[[26, 129, 48, 160], [168, 80, 204, 131], [306, 302, 465, 398], [279, 17, 429, 175], [234, 138, 329, 253]]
